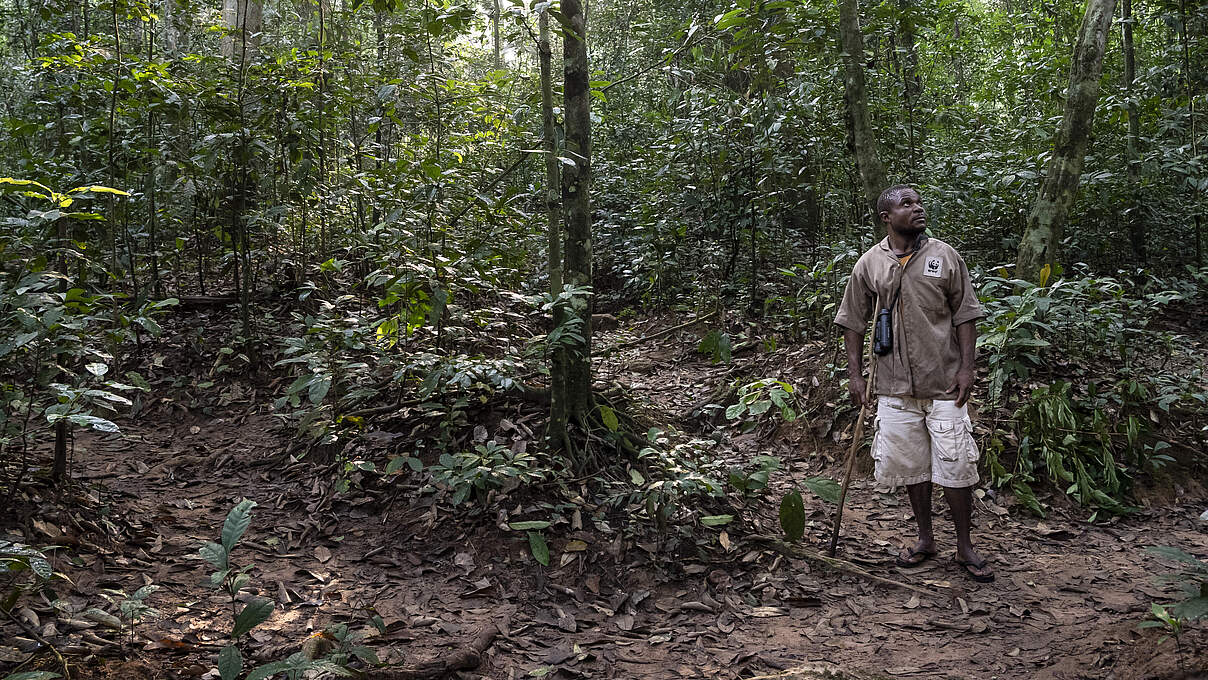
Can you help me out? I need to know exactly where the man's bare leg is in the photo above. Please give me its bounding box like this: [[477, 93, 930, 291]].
[[898, 481, 937, 565], [943, 485, 993, 580]]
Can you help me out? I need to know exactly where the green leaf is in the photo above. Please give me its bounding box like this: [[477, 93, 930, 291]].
[[231, 598, 275, 638], [779, 491, 806, 541], [509, 520, 551, 531], [527, 531, 550, 566], [700, 514, 733, 527], [384, 456, 407, 474], [68, 184, 130, 197], [802, 477, 841, 505], [218, 644, 242, 680], [598, 405, 619, 432], [308, 376, 332, 404], [1146, 546, 1207, 570], [221, 500, 257, 552], [64, 414, 120, 433], [200, 542, 227, 570], [246, 653, 322, 680], [1172, 596, 1208, 621]]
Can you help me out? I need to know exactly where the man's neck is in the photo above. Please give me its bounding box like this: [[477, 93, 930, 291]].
[[888, 230, 925, 255]]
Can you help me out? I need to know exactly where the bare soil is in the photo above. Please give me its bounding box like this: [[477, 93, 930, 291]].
[[3, 321, 1207, 680]]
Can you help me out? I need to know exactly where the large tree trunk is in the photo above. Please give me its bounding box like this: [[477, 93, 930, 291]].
[[549, 0, 593, 455], [837, 0, 888, 240], [1122, 0, 1144, 262], [221, 0, 262, 61], [540, 8, 568, 450], [1016, 0, 1117, 282], [896, 0, 923, 175]]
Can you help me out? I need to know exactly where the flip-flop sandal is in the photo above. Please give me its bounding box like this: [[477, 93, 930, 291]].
[[894, 547, 937, 568], [956, 558, 995, 583]]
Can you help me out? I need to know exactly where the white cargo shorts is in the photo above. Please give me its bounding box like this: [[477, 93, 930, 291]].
[[871, 396, 980, 488]]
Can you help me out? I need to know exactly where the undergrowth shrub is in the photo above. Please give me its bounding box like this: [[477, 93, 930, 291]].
[[977, 266, 1208, 517]]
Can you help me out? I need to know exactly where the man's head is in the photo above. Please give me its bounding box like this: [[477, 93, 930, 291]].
[[877, 184, 926, 237]]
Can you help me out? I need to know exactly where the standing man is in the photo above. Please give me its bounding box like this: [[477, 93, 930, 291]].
[[833, 185, 993, 583]]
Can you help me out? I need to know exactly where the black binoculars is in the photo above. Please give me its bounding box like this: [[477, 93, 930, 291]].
[[873, 307, 893, 355]]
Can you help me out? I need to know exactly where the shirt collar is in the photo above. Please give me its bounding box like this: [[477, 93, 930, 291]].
[[878, 233, 930, 256]]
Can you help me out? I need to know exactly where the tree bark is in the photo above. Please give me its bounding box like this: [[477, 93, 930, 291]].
[[1015, 0, 1117, 282], [550, 0, 593, 453], [1178, 0, 1203, 265], [837, 0, 888, 240], [540, 8, 567, 449], [222, 0, 262, 61], [492, 0, 502, 69], [896, 0, 923, 175], [1121, 0, 1144, 262]]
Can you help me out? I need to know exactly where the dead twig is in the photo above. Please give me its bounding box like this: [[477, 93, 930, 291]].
[[3, 606, 71, 679], [597, 308, 719, 356], [752, 536, 948, 598], [369, 619, 504, 679]]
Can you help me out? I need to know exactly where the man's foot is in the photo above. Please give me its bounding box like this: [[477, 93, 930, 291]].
[[954, 548, 994, 582], [895, 540, 937, 568]]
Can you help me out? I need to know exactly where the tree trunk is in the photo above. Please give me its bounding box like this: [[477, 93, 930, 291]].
[[837, 0, 888, 240], [540, 10, 562, 301], [1121, 0, 1144, 262], [1015, 0, 1117, 282], [492, 0, 502, 69], [896, 0, 923, 175], [540, 8, 567, 450], [550, 0, 593, 454], [222, 0, 262, 61], [1178, 0, 1203, 265]]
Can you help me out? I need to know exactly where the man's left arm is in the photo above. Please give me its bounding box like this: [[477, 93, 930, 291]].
[[945, 250, 982, 409], [946, 320, 976, 408]]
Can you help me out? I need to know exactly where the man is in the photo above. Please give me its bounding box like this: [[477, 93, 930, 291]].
[[833, 185, 993, 583]]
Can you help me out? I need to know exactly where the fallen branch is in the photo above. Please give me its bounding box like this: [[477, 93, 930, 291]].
[[3, 606, 71, 680], [597, 308, 719, 356], [370, 620, 503, 679], [751, 536, 948, 598]]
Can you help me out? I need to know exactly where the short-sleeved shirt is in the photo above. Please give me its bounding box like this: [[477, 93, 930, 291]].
[[833, 235, 983, 399]]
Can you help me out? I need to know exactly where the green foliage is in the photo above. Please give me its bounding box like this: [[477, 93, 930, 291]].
[[527, 531, 550, 566], [697, 330, 732, 364], [428, 440, 546, 506], [801, 476, 841, 505], [778, 491, 805, 541], [92, 584, 161, 649], [726, 378, 797, 428], [727, 454, 780, 494], [977, 268, 1208, 516], [1145, 546, 1208, 624], [0, 541, 60, 612], [202, 499, 276, 680]]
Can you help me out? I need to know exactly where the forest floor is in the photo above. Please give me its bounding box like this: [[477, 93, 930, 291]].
[[3, 317, 1208, 680]]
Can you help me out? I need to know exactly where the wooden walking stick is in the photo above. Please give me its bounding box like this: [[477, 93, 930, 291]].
[[828, 331, 878, 557]]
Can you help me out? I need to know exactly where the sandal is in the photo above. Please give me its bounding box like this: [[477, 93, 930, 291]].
[[955, 557, 995, 583], [895, 546, 937, 568]]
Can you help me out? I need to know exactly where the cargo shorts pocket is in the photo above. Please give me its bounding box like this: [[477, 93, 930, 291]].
[[870, 416, 883, 462], [927, 417, 979, 463]]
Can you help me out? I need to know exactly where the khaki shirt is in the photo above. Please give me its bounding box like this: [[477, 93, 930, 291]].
[[833, 235, 983, 399]]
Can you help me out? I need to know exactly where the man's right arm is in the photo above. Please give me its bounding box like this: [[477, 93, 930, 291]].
[[834, 259, 872, 408], [843, 327, 867, 407]]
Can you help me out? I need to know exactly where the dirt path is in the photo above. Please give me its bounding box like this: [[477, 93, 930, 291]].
[[5, 339, 1207, 679]]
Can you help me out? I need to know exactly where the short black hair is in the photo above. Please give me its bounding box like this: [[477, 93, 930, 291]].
[[876, 184, 918, 222]]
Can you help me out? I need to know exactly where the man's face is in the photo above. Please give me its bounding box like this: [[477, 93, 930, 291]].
[[880, 189, 926, 237]]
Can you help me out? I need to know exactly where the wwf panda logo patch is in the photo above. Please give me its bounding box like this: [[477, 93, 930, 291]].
[[923, 256, 943, 278]]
